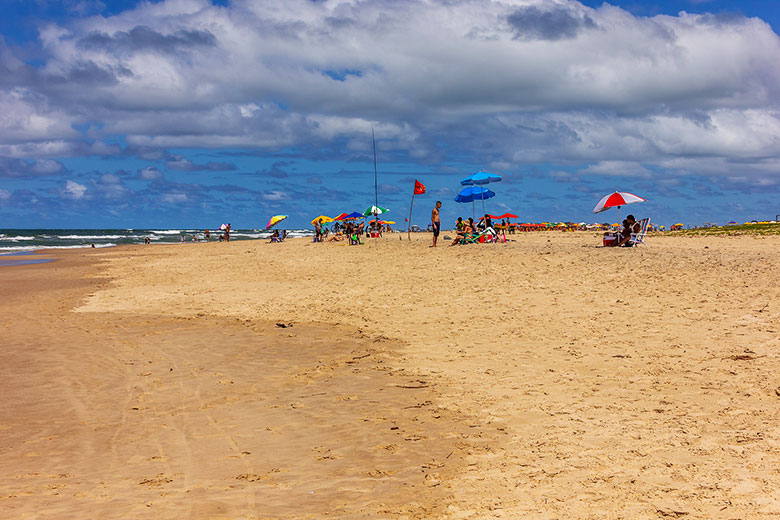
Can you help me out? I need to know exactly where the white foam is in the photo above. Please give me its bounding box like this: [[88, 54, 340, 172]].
[[58, 234, 128, 240], [0, 243, 117, 252]]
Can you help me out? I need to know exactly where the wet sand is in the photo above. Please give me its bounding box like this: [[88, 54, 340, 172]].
[[2, 232, 780, 518]]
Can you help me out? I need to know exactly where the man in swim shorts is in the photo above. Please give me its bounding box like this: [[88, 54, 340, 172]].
[[431, 200, 442, 247]]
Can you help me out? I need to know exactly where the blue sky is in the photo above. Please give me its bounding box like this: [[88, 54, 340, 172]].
[[1, 0, 779, 229]]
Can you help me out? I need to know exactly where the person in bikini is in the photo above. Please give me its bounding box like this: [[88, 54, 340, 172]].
[[451, 217, 477, 246]]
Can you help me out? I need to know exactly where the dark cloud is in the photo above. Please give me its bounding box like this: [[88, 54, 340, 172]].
[[0, 37, 128, 89], [257, 161, 290, 179], [507, 5, 597, 41], [51, 60, 130, 86], [78, 26, 217, 54], [0, 157, 66, 178], [165, 154, 237, 171]]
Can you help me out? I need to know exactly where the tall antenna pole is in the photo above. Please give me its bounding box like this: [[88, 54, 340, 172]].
[[372, 125, 378, 214]]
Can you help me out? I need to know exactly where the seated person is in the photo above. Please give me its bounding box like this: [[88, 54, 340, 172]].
[[474, 214, 498, 240], [269, 229, 280, 243], [450, 217, 478, 245], [478, 214, 493, 231], [617, 215, 641, 247]]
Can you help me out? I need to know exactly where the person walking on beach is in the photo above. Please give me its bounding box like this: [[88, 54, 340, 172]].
[[431, 200, 442, 247]]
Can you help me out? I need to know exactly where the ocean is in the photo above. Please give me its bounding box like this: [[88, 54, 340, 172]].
[[0, 228, 313, 253]]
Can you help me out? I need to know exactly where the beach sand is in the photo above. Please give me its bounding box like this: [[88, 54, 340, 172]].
[[2, 232, 780, 518]]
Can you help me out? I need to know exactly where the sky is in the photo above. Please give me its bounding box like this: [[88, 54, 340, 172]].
[[1, 0, 779, 229]]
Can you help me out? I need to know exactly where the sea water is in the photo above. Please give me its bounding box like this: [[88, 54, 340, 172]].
[[0, 229, 313, 253]]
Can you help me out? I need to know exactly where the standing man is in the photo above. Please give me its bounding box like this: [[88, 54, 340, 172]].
[[431, 200, 442, 247]]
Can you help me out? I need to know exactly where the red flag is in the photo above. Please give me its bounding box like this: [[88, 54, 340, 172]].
[[414, 179, 426, 195]]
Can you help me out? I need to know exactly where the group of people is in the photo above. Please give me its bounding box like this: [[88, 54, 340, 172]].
[[314, 218, 396, 243], [431, 201, 508, 247], [449, 214, 502, 246], [315, 219, 365, 242], [269, 229, 287, 243], [202, 224, 230, 242]]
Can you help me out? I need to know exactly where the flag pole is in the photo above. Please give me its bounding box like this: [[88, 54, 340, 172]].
[[408, 190, 415, 241]]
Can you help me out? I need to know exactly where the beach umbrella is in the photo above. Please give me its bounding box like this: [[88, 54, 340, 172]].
[[593, 191, 645, 228], [455, 186, 495, 220], [333, 212, 349, 221], [265, 215, 287, 230], [311, 215, 334, 225], [726, 220, 738, 225], [364, 205, 389, 217], [461, 171, 502, 186]]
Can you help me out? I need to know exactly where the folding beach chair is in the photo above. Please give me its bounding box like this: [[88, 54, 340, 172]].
[[628, 217, 650, 247], [458, 228, 497, 245]]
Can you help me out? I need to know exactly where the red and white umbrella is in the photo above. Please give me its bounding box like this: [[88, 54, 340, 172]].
[[593, 191, 645, 229], [593, 192, 645, 213]]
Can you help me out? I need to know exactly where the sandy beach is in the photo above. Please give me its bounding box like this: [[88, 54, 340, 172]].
[[2, 232, 780, 519]]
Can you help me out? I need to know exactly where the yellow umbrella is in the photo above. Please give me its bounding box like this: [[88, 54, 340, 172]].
[[311, 215, 334, 225]]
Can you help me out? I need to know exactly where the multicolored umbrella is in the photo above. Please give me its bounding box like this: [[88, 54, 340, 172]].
[[265, 215, 287, 230]]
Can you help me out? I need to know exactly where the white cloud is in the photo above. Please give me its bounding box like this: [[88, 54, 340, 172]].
[[63, 180, 87, 199], [0, 189, 10, 200], [0, 0, 778, 183], [162, 192, 187, 203], [580, 161, 656, 179], [261, 190, 290, 201], [138, 166, 163, 180], [0, 89, 78, 147]]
